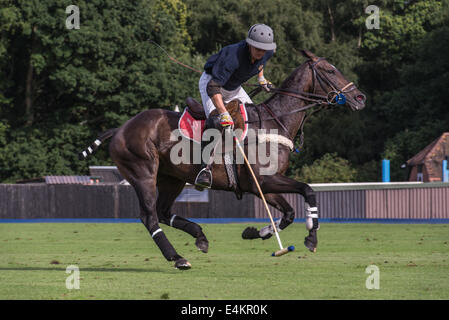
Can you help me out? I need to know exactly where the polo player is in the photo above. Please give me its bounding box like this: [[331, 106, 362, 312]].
[[194, 23, 277, 189]]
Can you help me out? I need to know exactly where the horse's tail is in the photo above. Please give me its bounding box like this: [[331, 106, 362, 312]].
[[78, 128, 118, 160]]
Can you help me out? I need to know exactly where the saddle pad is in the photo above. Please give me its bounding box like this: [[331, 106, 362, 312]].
[[178, 103, 248, 143]]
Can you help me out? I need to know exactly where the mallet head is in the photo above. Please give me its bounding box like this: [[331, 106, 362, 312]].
[[271, 245, 295, 257]]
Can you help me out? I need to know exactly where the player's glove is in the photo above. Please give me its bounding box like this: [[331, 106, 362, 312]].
[[219, 111, 234, 129], [258, 76, 273, 92]]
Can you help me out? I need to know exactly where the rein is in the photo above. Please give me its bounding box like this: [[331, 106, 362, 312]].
[[245, 58, 355, 150]]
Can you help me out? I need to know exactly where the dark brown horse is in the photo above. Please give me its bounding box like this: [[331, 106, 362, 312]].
[[79, 50, 366, 270]]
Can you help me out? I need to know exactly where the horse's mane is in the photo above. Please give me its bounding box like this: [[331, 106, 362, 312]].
[[260, 61, 309, 106], [278, 61, 310, 90]]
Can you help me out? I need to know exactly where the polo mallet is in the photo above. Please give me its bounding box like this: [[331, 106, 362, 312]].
[[230, 128, 294, 257]]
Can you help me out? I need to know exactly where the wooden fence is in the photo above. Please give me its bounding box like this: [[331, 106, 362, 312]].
[[0, 182, 448, 219]]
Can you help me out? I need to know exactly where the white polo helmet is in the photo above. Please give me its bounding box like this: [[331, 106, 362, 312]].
[[246, 24, 276, 51]]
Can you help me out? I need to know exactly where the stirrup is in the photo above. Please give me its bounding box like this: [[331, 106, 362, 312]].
[[194, 167, 212, 190]]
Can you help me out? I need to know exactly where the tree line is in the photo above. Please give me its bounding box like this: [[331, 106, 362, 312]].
[[0, 0, 448, 183]]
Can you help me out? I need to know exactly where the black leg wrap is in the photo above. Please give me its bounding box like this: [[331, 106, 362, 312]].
[[307, 194, 317, 208], [312, 218, 319, 230], [152, 231, 181, 261], [141, 216, 180, 261], [279, 210, 295, 230], [171, 215, 203, 238]]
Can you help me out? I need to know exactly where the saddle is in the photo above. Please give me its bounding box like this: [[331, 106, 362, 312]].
[[181, 97, 248, 143], [185, 97, 207, 120]]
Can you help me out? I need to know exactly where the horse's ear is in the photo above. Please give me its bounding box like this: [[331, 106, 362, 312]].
[[299, 49, 318, 62]]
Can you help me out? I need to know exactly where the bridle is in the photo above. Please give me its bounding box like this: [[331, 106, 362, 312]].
[[247, 57, 361, 149], [309, 57, 356, 103]]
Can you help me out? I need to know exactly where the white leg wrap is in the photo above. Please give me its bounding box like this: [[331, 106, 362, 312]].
[[151, 228, 163, 238], [169, 215, 177, 227], [259, 219, 282, 238], [306, 206, 319, 231]]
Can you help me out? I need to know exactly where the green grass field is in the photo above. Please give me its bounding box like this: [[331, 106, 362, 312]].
[[0, 222, 448, 300]]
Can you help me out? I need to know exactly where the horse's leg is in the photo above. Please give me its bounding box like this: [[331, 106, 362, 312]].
[[156, 175, 209, 253], [113, 156, 191, 269], [242, 193, 295, 240], [251, 174, 320, 252]]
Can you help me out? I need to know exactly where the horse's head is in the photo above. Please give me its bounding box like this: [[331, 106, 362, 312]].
[[300, 50, 366, 111]]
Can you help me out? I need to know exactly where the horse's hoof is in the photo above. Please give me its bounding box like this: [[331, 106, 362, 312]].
[[304, 239, 317, 253], [242, 226, 261, 239], [174, 258, 191, 270], [304, 229, 318, 253], [195, 235, 209, 253]]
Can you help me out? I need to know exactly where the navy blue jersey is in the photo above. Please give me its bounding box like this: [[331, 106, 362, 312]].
[[204, 40, 274, 91]]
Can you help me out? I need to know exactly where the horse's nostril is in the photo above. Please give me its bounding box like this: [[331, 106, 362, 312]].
[[356, 95, 366, 103]]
